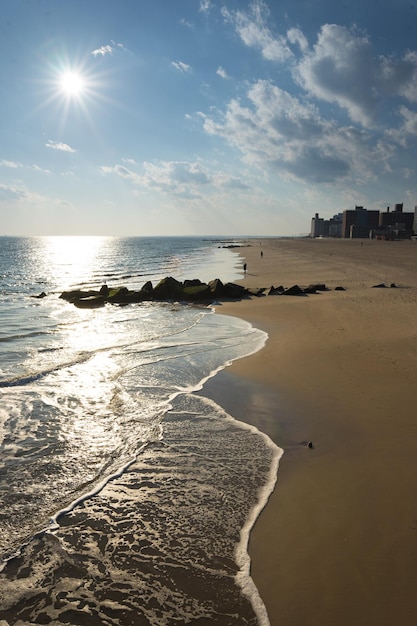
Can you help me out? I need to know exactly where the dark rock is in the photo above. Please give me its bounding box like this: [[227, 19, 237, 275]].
[[209, 278, 225, 298], [107, 286, 127, 301], [283, 284, 304, 296], [153, 276, 184, 300], [372, 283, 387, 288], [183, 279, 203, 288], [107, 287, 147, 304], [304, 283, 327, 293], [73, 295, 106, 309], [31, 292, 47, 299], [268, 285, 284, 295], [60, 289, 100, 302], [247, 287, 267, 297], [182, 283, 211, 301], [58, 274, 266, 309], [334, 286, 346, 291], [390, 283, 397, 288], [222, 282, 248, 299], [141, 281, 153, 295]]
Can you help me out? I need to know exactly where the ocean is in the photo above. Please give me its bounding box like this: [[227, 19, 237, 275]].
[[0, 236, 282, 626]]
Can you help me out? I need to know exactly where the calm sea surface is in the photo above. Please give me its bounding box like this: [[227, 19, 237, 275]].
[[0, 236, 282, 626]]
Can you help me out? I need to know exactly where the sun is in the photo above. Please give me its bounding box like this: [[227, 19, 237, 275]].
[[60, 71, 85, 97]]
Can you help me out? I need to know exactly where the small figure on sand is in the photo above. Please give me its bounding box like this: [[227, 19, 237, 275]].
[[243, 263, 247, 273], [260, 250, 263, 258]]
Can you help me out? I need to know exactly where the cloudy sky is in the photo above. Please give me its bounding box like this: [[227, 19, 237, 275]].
[[1, 0, 417, 236]]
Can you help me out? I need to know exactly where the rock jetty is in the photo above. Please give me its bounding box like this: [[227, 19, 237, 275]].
[[56, 278, 343, 308], [59, 277, 250, 308]]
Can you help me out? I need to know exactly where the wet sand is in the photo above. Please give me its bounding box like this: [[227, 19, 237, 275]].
[[205, 238, 417, 626]]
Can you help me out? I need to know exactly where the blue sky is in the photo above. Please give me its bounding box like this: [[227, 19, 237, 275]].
[[1, 0, 417, 236]]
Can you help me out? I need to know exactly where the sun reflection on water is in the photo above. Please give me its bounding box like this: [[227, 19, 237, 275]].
[[41, 236, 110, 288]]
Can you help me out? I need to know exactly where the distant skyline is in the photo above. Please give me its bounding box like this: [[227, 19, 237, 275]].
[[1, 0, 417, 236]]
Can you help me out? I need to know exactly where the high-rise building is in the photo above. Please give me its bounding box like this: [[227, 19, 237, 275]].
[[311, 212, 343, 237], [379, 205, 414, 237], [311, 213, 324, 237], [312, 204, 416, 239], [341, 206, 379, 238]]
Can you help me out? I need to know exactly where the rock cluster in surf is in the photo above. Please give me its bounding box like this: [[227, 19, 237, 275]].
[[52, 278, 344, 308]]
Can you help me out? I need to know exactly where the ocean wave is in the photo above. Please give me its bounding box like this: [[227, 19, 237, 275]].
[[0, 393, 281, 626]]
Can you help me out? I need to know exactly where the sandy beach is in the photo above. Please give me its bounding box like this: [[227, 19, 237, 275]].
[[204, 237, 417, 626]]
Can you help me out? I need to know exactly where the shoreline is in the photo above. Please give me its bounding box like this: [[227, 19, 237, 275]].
[[202, 237, 417, 626]]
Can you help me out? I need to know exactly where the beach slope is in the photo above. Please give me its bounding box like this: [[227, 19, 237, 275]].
[[208, 238, 417, 626]]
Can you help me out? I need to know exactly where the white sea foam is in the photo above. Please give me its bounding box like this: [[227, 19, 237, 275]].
[[0, 237, 281, 625]]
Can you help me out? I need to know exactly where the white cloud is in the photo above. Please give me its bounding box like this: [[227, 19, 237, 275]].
[[202, 79, 383, 184], [180, 18, 193, 28], [91, 41, 126, 57], [379, 50, 417, 102], [0, 183, 28, 201], [141, 161, 251, 198], [294, 24, 417, 127], [91, 44, 114, 57], [199, 0, 213, 13], [100, 164, 141, 184], [101, 159, 250, 198], [46, 140, 76, 153], [31, 164, 51, 174], [138, 161, 209, 194], [221, 5, 417, 131], [399, 105, 417, 135], [0, 160, 22, 168], [287, 27, 308, 53], [216, 66, 229, 79], [386, 105, 417, 146], [294, 25, 379, 127], [213, 173, 250, 190], [171, 60, 192, 73], [221, 0, 292, 63], [0, 160, 50, 173]]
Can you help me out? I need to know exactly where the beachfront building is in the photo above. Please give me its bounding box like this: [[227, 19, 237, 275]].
[[329, 213, 343, 237], [342, 206, 380, 238], [379, 205, 414, 236], [311, 213, 324, 237], [311, 204, 416, 239], [311, 212, 343, 238]]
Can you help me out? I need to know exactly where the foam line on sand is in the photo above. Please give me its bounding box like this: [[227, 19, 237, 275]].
[[207, 237, 417, 626]]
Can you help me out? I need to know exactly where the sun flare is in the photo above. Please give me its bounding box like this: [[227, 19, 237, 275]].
[[60, 71, 85, 96]]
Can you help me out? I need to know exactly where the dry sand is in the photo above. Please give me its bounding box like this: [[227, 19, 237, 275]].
[[206, 238, 417, 626]]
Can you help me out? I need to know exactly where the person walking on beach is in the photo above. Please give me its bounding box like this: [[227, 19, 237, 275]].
[[243, 263, 247, 273]]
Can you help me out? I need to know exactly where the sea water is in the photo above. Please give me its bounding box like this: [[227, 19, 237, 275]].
[[0, 236, 282, 626]]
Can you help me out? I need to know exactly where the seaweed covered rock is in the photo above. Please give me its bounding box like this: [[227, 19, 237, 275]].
[[59, 273, 343, 309], [153, 276, 184, 300], [60, 289, 101, 302], [73, 295, 106, 308], [107, 287, 151, 304], [182, 282, 212, 301]]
